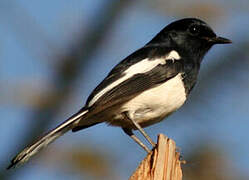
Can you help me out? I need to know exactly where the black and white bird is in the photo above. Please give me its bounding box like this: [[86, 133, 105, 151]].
[[7, 18, 231, 169]]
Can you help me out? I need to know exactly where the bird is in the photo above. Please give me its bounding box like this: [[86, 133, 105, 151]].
[[7, 18, 231, 169]]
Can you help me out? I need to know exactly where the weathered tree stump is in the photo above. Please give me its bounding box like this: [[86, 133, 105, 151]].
[[129, 134, 183, 180]]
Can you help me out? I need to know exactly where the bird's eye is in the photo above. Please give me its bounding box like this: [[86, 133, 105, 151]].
[[189, 25, 200, 35]]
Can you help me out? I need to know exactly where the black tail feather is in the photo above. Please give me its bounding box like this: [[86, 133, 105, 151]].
[[7, 109, 88, 169]]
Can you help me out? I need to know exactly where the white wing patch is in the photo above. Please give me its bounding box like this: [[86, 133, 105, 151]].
[[166, 50, 180, 61], [88, 50, 181, 106]]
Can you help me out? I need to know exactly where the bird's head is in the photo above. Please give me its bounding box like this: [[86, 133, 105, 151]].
[[148, 18, 231, 60]]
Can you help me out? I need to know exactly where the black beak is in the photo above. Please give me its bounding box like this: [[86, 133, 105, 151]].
[[208, 36, 232, 44]]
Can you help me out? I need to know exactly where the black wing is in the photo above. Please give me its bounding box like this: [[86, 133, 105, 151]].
[[91, 60, 183, 109], [85, 47, 184, 115], [86, 46, 181, 106], [85, 46, 155, 106]]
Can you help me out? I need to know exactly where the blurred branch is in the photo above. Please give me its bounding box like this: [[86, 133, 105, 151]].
[[40, 145, 117, 179], [2, 0, 132, 179], [146, 0, 226, 20]]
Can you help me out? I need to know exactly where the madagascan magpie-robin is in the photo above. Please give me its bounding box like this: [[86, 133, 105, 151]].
[[7, 18, 231, 169]]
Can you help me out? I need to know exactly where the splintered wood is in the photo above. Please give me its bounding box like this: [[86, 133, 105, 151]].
[[129, 134, 183, 180]]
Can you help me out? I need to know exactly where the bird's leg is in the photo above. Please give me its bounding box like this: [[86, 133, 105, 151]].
[[122, 112, 156, 147], [122, 128, 150, 153]]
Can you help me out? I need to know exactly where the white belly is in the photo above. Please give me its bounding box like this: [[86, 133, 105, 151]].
[[119, 73, 186, 127]]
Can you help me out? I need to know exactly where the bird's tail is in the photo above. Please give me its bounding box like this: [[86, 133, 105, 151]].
[[7, 109, 88, 169]]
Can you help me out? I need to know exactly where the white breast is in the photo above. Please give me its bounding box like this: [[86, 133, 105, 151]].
[[120, 73, 186, 126]]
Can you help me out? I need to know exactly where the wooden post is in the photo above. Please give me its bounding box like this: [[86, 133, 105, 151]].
[[129, 134, 183, 180]]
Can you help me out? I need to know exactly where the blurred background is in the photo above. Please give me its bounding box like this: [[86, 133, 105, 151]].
[[0, 0, 249, 179]]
